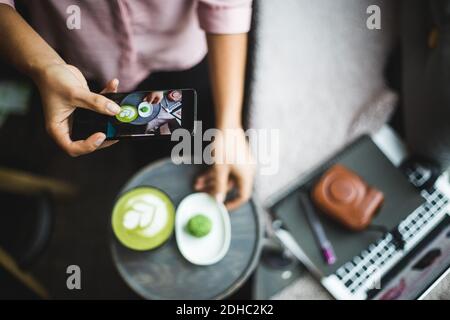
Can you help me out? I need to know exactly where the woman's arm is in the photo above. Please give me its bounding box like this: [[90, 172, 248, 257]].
[[206, 33, 247, 129], [0, 4, 120, 156], [0, 4, 64, 78], [195, 33, 255, 210]]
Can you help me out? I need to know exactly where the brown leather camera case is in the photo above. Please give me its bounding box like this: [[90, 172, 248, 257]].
[[312, 164, 384, 231]]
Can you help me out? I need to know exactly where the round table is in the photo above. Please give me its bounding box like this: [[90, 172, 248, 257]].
[[110, 158, 263, 300]]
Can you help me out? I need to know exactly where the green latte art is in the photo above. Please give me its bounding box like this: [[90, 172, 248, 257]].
[[112, 187, 175, 250]]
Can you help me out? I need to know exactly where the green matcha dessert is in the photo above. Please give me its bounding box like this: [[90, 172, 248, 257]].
[[186, 214, 212, 238]]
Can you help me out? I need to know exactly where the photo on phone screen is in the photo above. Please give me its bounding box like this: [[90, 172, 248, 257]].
[[71, 89, 196, 140]]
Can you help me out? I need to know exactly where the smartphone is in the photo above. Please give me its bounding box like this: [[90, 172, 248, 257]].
[[71, 89, 196, 140]]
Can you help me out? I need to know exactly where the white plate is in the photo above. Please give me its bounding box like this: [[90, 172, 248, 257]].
[[137, 102, 154, 118], [175, 193, 231, 265]]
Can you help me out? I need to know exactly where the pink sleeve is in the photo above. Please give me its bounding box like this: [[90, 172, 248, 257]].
[[197, 0, 252, 34], [0, 0, 15, 8]]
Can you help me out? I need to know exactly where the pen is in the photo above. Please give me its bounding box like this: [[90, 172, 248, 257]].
[[299, 191, 336, 265]]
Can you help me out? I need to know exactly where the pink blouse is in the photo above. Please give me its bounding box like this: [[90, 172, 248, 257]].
[[0, 0, 253, 90]]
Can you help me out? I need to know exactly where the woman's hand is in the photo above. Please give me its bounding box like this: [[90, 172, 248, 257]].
[[0, 7, 121, 156], [202, 33, 251, 211], [34, 63, 121, 157], [145, 91, 164, 104], [195, 128, 255, 211]]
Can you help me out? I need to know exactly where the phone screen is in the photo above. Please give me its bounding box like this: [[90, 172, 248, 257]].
[[71, 89, 196, 140]]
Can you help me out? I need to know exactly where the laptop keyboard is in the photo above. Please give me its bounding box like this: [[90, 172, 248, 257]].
[[333, 170, 449, 295]]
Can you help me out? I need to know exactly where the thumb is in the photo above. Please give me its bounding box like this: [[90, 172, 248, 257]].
[[74, 87, 121, 116]]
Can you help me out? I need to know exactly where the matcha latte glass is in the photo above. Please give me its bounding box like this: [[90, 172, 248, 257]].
[[112, 187, 175, 251]]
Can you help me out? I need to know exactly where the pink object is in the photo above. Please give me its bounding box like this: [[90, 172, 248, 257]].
[[168, 90, 182, 102], [0, 0, 252, 91], [322, 247, 336, 266]]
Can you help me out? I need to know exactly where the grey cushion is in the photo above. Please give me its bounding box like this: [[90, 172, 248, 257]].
[[248, 0, 398, 205]]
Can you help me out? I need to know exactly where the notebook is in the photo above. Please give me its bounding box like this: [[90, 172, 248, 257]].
[[271, 135, 424, 276]]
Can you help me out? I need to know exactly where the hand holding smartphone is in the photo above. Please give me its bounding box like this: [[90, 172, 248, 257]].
[[71, 89, 196, 141]]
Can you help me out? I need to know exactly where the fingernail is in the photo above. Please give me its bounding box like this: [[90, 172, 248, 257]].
[[215, 193, 225, 203], [94, 137, 105, 147], [106, 103, 121, 114]]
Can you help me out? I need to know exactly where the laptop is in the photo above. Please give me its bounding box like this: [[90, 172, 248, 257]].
[[269, 127, 450, 299]]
